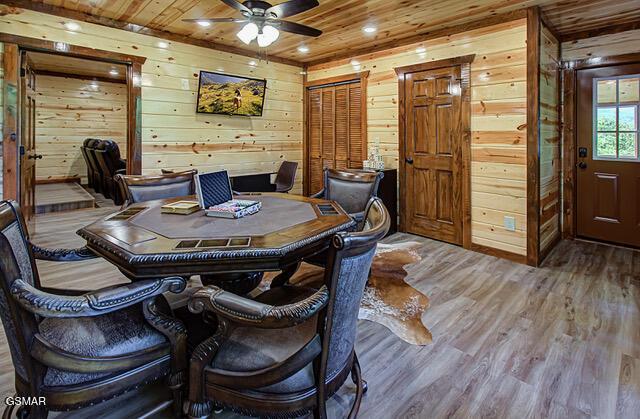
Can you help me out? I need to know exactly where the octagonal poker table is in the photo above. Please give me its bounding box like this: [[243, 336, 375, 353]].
[[77, 193, 355, 291]]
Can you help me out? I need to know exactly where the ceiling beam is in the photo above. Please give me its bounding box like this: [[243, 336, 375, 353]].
[[560, 20, 640, 43], [1, 0, 304, 68], [306, 9, 527, 68]]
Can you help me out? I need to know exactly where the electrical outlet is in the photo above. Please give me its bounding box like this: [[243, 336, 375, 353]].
[[504, 216, 516, 232], [181, 79, 190, 90]]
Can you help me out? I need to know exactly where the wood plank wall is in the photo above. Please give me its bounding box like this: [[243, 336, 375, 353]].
[[539, 25, 561, 256], [562, 29, 640, 61], [307, 19, 528, 256], [35, 75, 126, 184], [0, 8, 304, 193]]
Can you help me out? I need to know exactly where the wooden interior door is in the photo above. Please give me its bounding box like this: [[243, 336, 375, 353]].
[[20, 52, 37, 222], [403, 65, 463, 245], [576, 63, 640, 248], [307, 80, 365, 195]]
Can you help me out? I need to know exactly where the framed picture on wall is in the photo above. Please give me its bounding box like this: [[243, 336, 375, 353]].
[[196, 70, 266, 117]]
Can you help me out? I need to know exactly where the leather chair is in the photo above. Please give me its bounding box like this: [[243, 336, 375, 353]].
[[0, 200, 187, 418], [80, 138, 95, 189], [84, 138, 104, 193], [115, 170, 197, 206], [273, 160, 298, 193], [185, 197, 390, 419], [94, 140, 126, 204], [311, 169, 384, 225]]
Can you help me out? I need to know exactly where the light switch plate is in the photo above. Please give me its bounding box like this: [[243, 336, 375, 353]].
[[181, 79, 190, 90], [504, 216, 516, 232]]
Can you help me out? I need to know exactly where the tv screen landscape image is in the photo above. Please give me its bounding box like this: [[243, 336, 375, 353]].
[[196, 71, 266, 117]]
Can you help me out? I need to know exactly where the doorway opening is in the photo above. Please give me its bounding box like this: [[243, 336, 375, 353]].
[[1, 36, 144, 228]]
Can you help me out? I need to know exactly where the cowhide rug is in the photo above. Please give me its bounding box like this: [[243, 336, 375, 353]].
[[262, 241, 432, 346]]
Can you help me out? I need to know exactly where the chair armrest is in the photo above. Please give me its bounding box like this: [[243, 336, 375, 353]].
[[115, 168, 126, 175], [310, 189, 325, 199], [30, 242, 97, 262], [351, 211, 365, 224], [10, 277, 186, 318], [188, 285, 329, 329]]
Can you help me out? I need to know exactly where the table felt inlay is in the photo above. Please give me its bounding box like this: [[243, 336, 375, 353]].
[[130, 195, 318, 239]]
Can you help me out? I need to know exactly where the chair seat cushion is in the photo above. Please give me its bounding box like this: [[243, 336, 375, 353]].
[[39, 303, 167, 386], [208, 286, 320, 394]]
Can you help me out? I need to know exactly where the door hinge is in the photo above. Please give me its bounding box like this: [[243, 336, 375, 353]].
[[19, 145, 25, 156], [20, 68, 26, 77]]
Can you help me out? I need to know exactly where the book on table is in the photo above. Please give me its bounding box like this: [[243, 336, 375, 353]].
[[195, 170, 261, 219], [160, 200, 200, 215]]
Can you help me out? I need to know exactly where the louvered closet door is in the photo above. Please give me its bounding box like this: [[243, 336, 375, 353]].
[[309, 89, 323, 194], [307, 81, 365, 195]]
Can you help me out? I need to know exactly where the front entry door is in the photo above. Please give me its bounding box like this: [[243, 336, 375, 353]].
[[19, 52, 37, 224], [402, 65, 463, 245], [576, 63, 640, 248]]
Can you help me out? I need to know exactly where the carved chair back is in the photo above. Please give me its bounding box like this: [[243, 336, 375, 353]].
[[319, 197, 389, 388], [0, 200, 43, 389], [274, 161, 298, 193], [322, 169, 383, 215], [115, 170, 198, 204]]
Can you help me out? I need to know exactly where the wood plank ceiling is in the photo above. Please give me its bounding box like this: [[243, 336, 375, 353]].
[[27, 51, 127, 81], [20, 0, 640, 64]]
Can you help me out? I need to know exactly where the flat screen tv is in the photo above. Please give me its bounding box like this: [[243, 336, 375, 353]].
[[196, 70, 266, 117]]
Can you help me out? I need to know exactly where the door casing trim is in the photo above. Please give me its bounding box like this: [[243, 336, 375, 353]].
[[561, 52, 640, 240], [395, 54, 475, 250]]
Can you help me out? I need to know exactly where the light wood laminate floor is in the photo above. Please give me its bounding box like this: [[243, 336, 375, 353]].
[[0, 201, 638, 418]]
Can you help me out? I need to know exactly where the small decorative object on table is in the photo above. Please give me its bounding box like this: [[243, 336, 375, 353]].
[[195, 170, 261, 219], [363, 138, 385, 170], [160, 200, 200, 215], [206, 199, 261, 219]]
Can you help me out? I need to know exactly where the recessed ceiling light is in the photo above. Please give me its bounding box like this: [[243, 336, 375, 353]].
[[363, 25, 377, 34], [350, 59, 360, 66], [109, 69, 119, 76], [63, 22, 81, 31], [416, 46, 426, 53], [197, 20, 211, 27], [248, 60, 257, 66], [298, 45, 309, 53], [157, 41, 169, 48]]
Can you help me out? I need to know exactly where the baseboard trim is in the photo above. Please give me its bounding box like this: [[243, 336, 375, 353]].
[[469, 243, 528, 265]]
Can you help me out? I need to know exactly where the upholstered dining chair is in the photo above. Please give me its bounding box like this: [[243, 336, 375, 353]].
[[273, 160, 298, 193], [185, 197, 390, 419], [115, 169, 198, 206], [311, 169, 383, 225], [0, 200, 187, 419], [94, 140, 126, 204]]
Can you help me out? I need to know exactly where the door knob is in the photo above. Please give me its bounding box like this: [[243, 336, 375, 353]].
[[28, 154, 43, 160], [577, 161, 587, 169], [405, 157, 413, 164]]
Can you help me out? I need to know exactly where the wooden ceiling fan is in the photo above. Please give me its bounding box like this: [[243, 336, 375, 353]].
[[183, 0, 322, 47]]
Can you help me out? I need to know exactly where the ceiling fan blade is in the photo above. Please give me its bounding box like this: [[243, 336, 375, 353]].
[[272, 19, 322, 37], [266, 0, 319, 19], [220, 0, 251, 14], [182, 18, 249, 23]]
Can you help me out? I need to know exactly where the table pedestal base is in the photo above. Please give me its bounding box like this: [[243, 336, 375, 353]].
[[200, 271, 264, 295]]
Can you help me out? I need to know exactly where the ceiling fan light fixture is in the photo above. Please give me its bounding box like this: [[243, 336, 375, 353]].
[[257, 25, 280, 47], [237, 22, 259, 44]]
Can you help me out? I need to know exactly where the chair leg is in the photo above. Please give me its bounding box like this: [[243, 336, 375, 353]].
[[351, 354, 368, 394], [186, 401, 212, 419], [168, 370, 185, 418], [347, 355, 365, 419]]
